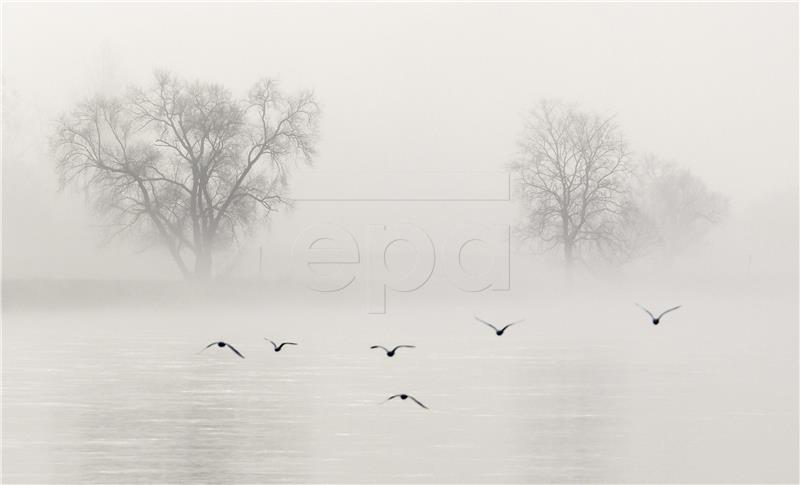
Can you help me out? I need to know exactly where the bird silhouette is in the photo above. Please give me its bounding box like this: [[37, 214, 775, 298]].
[[370, 345, 415, 357], [474, 316, 523, 336], [636, 304, 681, 325], [201, 341, 245, 358], [383, 394, 428, 409], [265, 339, 298, 352]]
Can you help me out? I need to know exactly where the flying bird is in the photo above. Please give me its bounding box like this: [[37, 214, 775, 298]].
[[383, 394, 428, 409], [265, 339, 298, 352], [636, 304, 681, 325], [370, 345, 415, 357], [475, 315, 523, 336], [201, 341, 245, 358]]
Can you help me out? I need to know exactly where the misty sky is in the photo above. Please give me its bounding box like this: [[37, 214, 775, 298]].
[[2, 3, 797, 280]]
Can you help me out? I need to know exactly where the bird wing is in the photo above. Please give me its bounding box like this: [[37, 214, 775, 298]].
[[264, 338, 277, 349], [371, 345, 389, 352], [226, 344, 245, 358], [657, 306, 682, 319], [276, 342, 298, 350], [382, 394, 402, 404], [500, 320, 524, 332], [635, 303, 655, 320], [200, 342, 220, 352], [474, 315, 499, 332], [409, 396, 428, 409], [392, 345, 416, 351]]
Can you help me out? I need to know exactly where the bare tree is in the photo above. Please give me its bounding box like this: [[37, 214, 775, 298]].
[[633, 154, 728, 256], [53, 71, 319, 278], [511, 100, 632, 271]]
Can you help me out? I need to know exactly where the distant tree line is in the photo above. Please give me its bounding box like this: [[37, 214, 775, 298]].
[[53, 75, 725, 279]]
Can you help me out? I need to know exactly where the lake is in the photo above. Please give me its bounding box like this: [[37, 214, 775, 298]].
[[2, 279, 797, 483]]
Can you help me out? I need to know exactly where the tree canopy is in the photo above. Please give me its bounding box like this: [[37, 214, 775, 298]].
[[512, 100, 632, 268], [512, 100, 726, 269], [54, 72, 319, 278]]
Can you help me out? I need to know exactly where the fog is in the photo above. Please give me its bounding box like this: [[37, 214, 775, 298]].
[[2, 3, 798, 484], [3, 3, 797, 280]]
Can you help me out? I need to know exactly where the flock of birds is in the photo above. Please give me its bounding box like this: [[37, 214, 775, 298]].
[[200, 303, 681, 410]]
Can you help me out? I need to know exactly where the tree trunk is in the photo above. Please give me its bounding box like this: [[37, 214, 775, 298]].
[[194, 250, 213, 279], [165, 245, 191, 279], [564, 241, 575, 288]]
